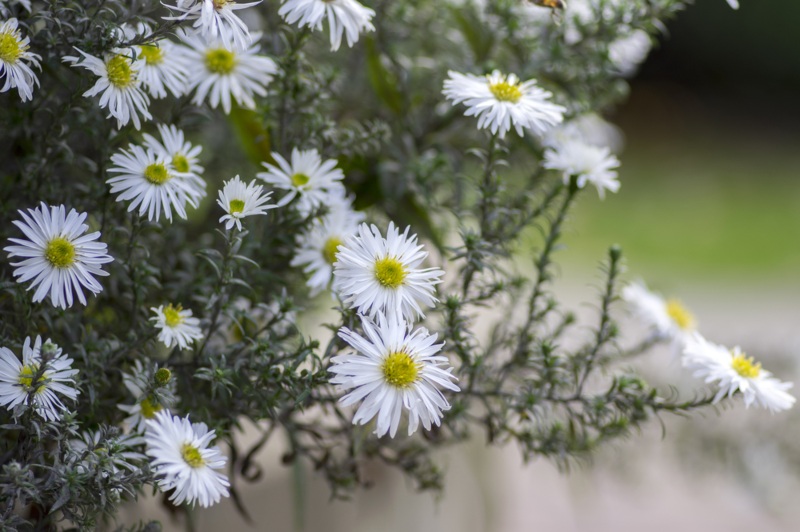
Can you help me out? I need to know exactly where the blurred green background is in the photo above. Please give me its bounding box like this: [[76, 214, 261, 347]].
[[567, 0, 800, 285]]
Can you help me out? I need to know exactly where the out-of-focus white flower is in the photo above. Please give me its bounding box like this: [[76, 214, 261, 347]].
[[542, 114, 624, 154], [622, 280, 696, 351], [683, 333, 795, 413], [443, 70, 565, 138], [726, 0, 739, 9], [543, 138, 620, 199], [609, 29, 651, 77], [279, 0, 375, 51], [330, 312, 459, 438], [256, 148, 346, 216]]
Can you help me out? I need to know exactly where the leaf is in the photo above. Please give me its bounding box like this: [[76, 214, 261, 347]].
[[364, 37, 404, 116], [228, 105, 273, 165]]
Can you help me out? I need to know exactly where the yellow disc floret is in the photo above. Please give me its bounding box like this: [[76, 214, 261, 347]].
[[139, 396, 163, 419], [0, 31, 23, 63], [204, 48, 236, 74], [18, 363, 45, 393], [665, 299, 695, 331], [732, 352, 761, 379], [106, 55, 134, 88], [291, 173, 310, 188], [181, 443, 206, 468], [374, 257, 407, 289], [382, 352, 419, 388], [139, 44, 164, 65], [172, 154, 190, 173], [229, 199, 246, 214], [163, 304, 185, 328], [322, 237, 343, 265], [45, 237, 76, 268], [144, 163, 170, 185], [489, 79, 522, 103]]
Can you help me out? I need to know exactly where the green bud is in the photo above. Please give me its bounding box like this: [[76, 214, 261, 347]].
[[154, 368, 172, 386]]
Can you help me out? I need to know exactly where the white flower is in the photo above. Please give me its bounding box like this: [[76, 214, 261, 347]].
[[543, 138, 620, 199], [542, 113, 624, 154], [622, 280, 696, 344], [726, 0, 739, 9], [181, 30, 278, 114], [0, 18, 41, 102], [278, 0, 375, 51], [118, 360, 177, 433], [333, 222, 444, 321], [63, 48, 151, 129], [151, 304, 204, 350], [165, 0, 259, 50], [129, 24, 191, 99], [142, 123, 206, 190], [4, 203, 113, 309], [609, 29, 651, 77], [107, 143, 205, 222], [442, 70, 565, 138], [0, 336, 79, 422], [682, 333, 794, 413], [217, 175, 276, 231], [256, 148, 346, 216], [145, 410, 230, 507], [291, 196, 365, 296], [331, 312, 459, 438]]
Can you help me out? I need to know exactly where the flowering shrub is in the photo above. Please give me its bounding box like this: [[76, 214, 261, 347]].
[[0, 0, 792, 528]]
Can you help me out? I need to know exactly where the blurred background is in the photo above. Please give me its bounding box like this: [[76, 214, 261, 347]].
[[122, 2, 800, 530]]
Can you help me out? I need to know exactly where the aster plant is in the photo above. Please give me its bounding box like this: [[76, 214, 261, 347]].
[[0, 0, 791, 529]]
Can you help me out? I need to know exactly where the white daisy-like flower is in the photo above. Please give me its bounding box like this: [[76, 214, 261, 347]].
[[107, 143, 205, 222], [330, 312, 459, 438], [128, 24, 191, 99], [165, 0, 259, 50], [217, 175, 275, 231], [543, 138, 621, 199], [142, 123, 206, 192], [0, 336, 79, 422], [63, 48, 151, 130], [151, 304, 204, 350], [291, 196, 364, 296], [442, 70, 565, 139], [145, 410, 230, 507], [333, 222, 444, 321], [256, 148, 346, 217], [4, 203, 113, 309], [181, 30, 278, 115], [278, 0, 376, 51], [0, 18, 41, 102], [622, 280, 696, 345], [682, 333, 795, 413], [118, 360, 177, 433]]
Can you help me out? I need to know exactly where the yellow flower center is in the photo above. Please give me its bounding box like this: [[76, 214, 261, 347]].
[[45, 237, 76, 268], [172, 154, 190, 173], [18, 363, 45, 393], [164, 304, 185, 328], [291, 173, 310, 188], [374, 257, 407, 288], [139, 396, 163, 419], [732, 352, 761, 379], [0, 32, 23, 63], [489, 79, 522, 103], [665, 299, 695, 331], [205, 48, 236, 74], [322, 237, 343, 265], [213, 0, 230, 8], [229, 199, 246, 214], [382, 352, 419, 388], [181, 443, 206, 468], [139, 44, 164, 65], [106, 55, 134, 88], [144, 163, 170, 185]]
